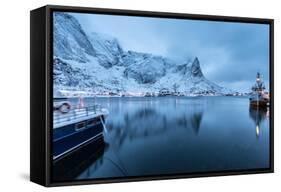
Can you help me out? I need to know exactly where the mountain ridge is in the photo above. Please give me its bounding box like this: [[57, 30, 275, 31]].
[[53, 12, 233, 97]]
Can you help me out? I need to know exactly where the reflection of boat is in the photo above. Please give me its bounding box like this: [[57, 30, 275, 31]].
[[53, 104, 109, 161], [249, 107, 268, 137], [53, 136, 107, 181], [249, 72, 269, 108]]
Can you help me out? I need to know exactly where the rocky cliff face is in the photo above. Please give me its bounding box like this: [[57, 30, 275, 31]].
[[89, 32, 124, 68], [53, 12, 232, 96], [53, 12, 96, 63]]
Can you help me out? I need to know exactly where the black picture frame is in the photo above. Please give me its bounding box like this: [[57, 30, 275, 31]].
[[30, 4, 274, 187]]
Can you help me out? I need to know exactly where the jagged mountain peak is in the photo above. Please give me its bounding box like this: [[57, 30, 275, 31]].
[[193, 57, 200, 64], [191, 57, 203, 77]]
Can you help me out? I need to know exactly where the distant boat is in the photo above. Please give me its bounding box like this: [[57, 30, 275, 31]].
[[249, 72, 269, 108], [53, 100, 109, 161]]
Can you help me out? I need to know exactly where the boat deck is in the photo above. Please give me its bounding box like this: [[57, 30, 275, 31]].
[[53, 105, 108, 129]]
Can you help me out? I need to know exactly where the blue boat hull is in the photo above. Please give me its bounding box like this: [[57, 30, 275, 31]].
[[53, 115, 105, 160]]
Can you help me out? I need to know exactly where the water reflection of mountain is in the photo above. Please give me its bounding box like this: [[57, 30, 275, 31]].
[[106, 106, 204, 148], [249, 107, 268, 137]]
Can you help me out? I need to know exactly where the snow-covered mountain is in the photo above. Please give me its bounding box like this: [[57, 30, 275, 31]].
[[53, 12, 233, 97], [89, 32, 124, 68], [53, 12, 96, 63]]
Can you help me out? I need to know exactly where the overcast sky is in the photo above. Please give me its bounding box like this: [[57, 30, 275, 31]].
[[70, 12, 270, 92]]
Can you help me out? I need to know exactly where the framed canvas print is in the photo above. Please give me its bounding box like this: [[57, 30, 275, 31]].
[[30, 5, 274, 187]]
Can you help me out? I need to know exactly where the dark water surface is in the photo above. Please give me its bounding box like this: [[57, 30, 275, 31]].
[[67, 96, 270, 179]]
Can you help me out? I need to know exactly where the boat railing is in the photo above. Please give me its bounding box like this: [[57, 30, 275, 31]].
[[53, 105, 104, 126]]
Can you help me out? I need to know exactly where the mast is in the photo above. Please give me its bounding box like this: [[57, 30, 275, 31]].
[[252, 72, 265, 93]]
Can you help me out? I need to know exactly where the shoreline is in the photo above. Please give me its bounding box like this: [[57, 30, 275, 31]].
[[54, 95, 250, 99]]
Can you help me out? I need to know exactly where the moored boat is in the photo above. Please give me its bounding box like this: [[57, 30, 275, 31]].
[[249, 72, 269, 108], [53, 102, 109, 161]]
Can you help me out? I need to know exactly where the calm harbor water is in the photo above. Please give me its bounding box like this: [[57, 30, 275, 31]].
[[63, 96, 270, 180]]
